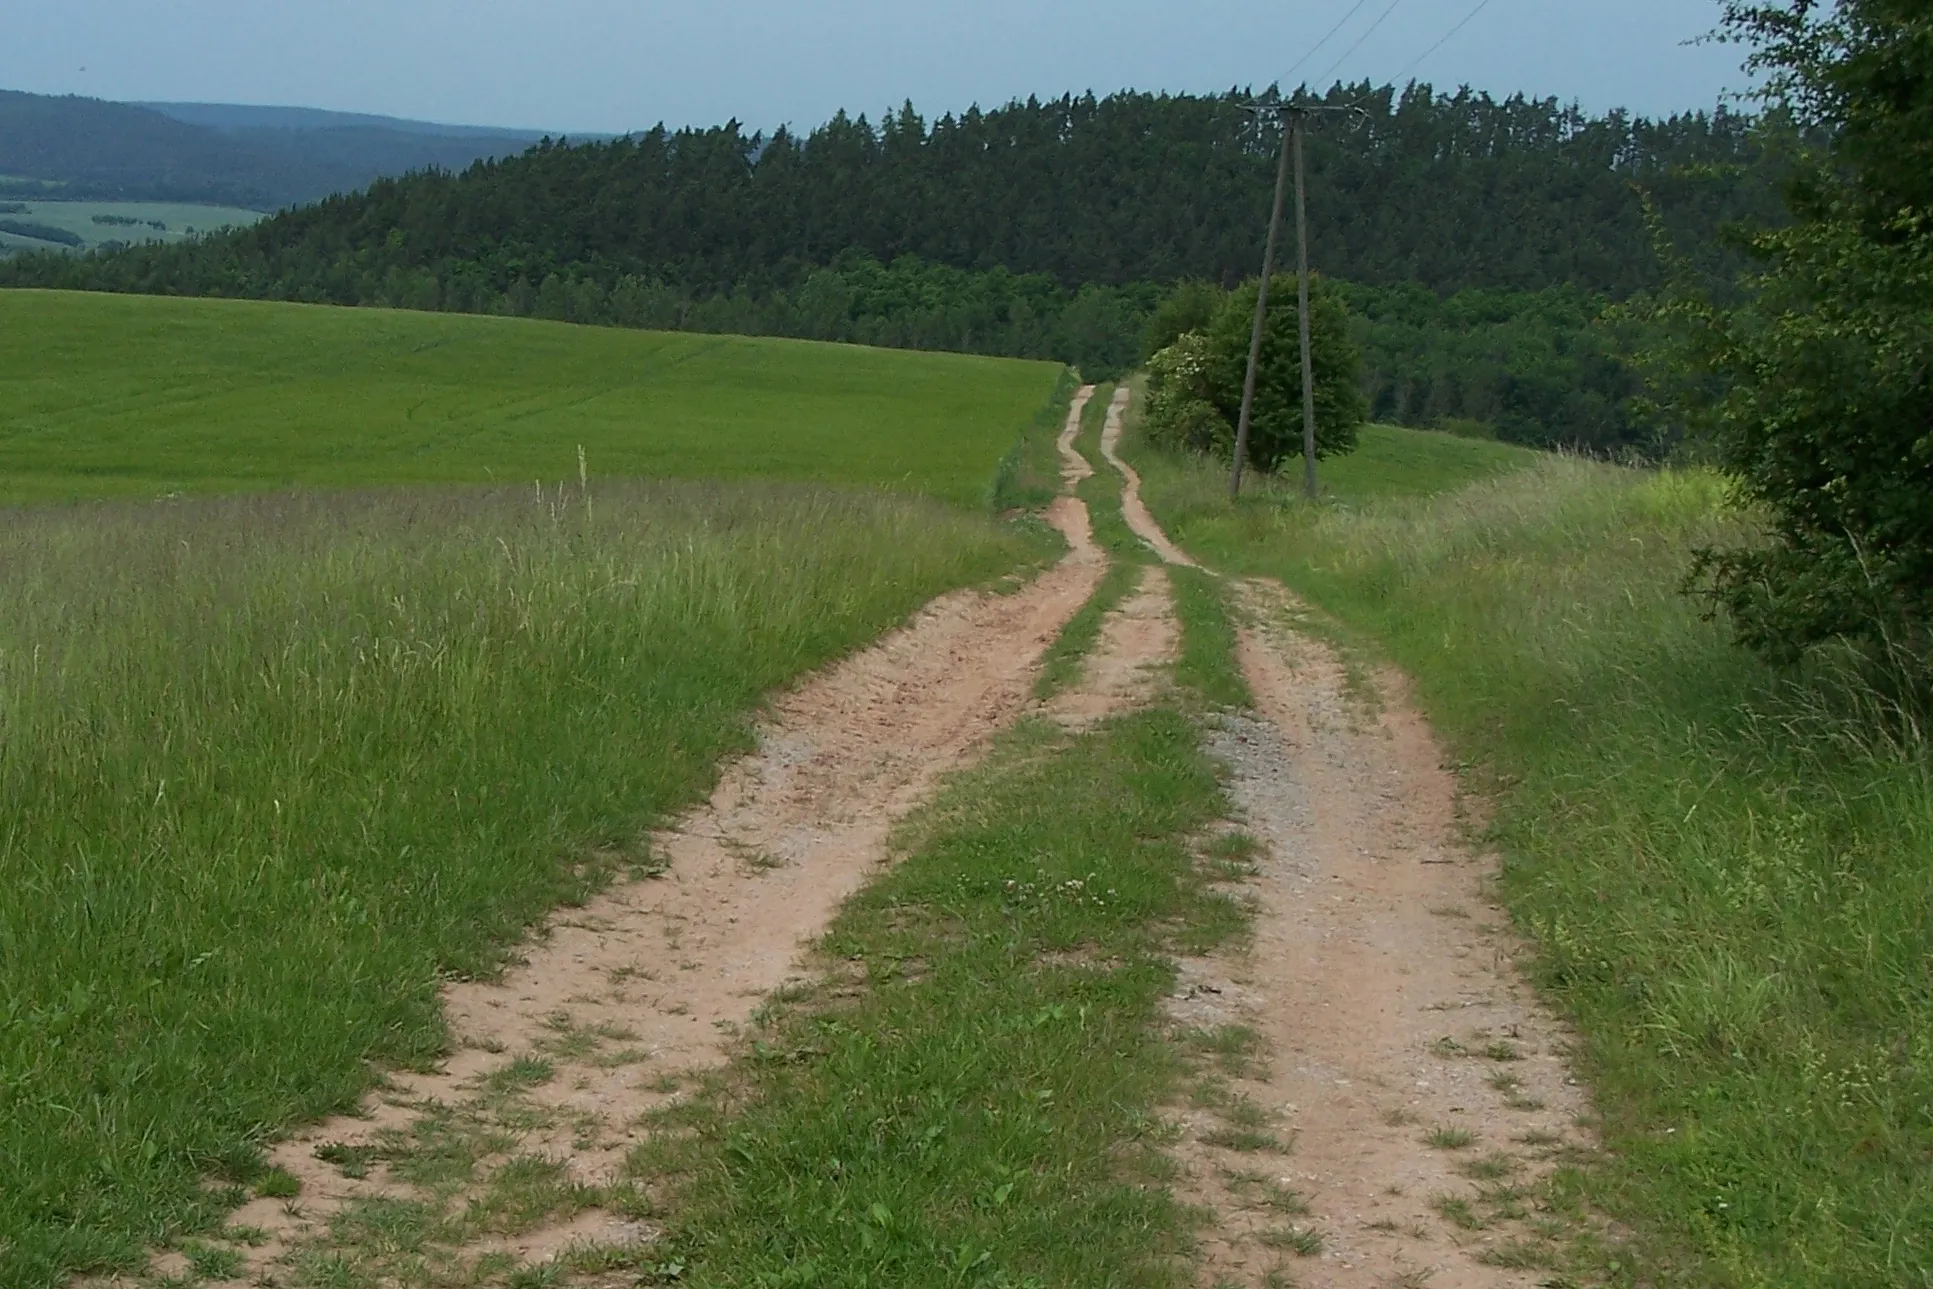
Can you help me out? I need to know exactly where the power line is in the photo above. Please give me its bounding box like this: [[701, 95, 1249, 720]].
[[1281, 0, 1375, 85], [1389, 0, 1496, 85], [1316, 0, 1404, 85]]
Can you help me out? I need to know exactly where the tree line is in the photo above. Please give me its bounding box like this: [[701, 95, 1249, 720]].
[[1, 82, 1793, 451]]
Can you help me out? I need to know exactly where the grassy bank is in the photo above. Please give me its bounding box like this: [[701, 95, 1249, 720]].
[[0, 291, 1063, 506], [1133, 436, 1933, 1286], [0, 482, 1039, 1287]]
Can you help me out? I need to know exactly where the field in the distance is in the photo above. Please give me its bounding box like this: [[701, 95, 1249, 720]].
[[0, 291, 1063, 506], [0, 201, 264, 254]]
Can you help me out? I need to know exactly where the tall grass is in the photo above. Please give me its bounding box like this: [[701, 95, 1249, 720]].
[[1136, 447, 1933, 1286], [0, 482, 1036, 1287]]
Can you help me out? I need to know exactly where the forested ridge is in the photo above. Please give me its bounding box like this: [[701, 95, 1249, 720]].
[[2, 82, 1789, 451]]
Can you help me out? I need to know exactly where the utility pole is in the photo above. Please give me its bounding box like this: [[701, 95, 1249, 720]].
[[1293, 114, 1318, 500], [1231, 97, 1356, 500], [1229, 105, 1294, 500]]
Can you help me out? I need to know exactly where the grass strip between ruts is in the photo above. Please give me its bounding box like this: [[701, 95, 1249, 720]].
[[1033, 559, 1143, 700], [629, 700, 1245, 1289]]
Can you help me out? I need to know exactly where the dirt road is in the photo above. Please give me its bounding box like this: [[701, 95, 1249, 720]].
[[157, 385, 1586, 1289], [188, 386, 1198, 1287]]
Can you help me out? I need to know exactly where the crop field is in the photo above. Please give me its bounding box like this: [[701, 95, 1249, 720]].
[[0, 201, 263, 255], [1129, 423, 1933, 1286], [0, 291, 1064, 506]]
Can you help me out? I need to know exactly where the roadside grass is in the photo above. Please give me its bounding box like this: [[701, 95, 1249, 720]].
[[990, 367, 1078, 513], [0, 481, 1041, 1288], [1132, 441, 1933, 1287], [630, 704, 1241, 1288], [0, 291, 1063, 506]]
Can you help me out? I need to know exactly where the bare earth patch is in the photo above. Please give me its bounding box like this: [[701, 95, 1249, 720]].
[[1169, 579, 1594, 1288], [1100, 384, 1196, 567], [1046, 564, 1178, 728]]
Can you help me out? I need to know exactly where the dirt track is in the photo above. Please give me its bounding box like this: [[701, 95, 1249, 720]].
[[150, 385, 1587, 1288], [190, 385, 1178, 1286]]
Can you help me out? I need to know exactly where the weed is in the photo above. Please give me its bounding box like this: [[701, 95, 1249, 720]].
[[1425, 1126, 1475, 1150], [1477, 1238, 1560, 1270], [1432, 1194, 1485, 1230], [482, 1057, 555, 1095], [1458, 1153, 1519, 1182], [184, 1244, 245, 1279], [314, 1143, 379, 1181], [255, 1169, 302, 1199], [1200, 1126, 1288, 1154], [1259, 1225, 1325, 1255]]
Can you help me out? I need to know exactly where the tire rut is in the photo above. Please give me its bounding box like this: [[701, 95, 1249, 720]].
[[180, 386, 1142, 1288]]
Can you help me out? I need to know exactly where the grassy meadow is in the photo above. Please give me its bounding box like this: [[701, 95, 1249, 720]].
[[1131, 427, 1933, 1286], [0, 291, 1063, 506]]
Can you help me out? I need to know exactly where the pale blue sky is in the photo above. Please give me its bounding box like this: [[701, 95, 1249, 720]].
[[4, 0, 1748, 134]]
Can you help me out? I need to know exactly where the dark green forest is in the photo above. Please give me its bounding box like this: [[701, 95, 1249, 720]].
[[1, 83, 1791, 452]]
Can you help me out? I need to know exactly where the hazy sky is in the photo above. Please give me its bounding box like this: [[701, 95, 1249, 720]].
[[5, 0, 1748, 134]]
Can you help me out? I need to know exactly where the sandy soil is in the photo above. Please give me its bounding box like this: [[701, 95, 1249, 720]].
[[1045, 564, 1178, 728], [1100, 384, 1197, 567], [1168, 580, 1594, 1287]]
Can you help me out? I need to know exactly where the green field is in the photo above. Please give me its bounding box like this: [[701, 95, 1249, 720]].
[[0, 292, 1074, 1287], [0, 291, 1064, 506], [1130, 425, 1933, 1286], [0, 201, 263, 255]]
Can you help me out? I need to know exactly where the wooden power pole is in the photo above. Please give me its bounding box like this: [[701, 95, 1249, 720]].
[[1292, 113, 1318, 500], [1229, 106, 1294, 500], [1232, 98, 1351, 500]]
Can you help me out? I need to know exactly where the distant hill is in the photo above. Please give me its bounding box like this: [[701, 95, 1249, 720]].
[[0, 90, 567, 208], [135, 101, 556, 141]]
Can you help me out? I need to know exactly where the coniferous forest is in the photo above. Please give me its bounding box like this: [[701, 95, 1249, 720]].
[[0, 83, 1788, 453]]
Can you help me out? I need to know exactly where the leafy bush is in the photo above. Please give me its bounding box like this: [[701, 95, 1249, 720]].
[[1639, 0, 1933, 661], [1139, 280, 1225, 363], [1201, 275, 1366, 471], [1141, 332, 1230, 454], [1143, 275, 1366, 472]]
